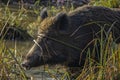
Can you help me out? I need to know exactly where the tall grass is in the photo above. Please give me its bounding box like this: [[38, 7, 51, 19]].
[[0, 40, 28, 80], [0, 1, 120, 80], [0, 4, 33, 80], [91, 0, 120, 8], [76, 23, 120, 80]]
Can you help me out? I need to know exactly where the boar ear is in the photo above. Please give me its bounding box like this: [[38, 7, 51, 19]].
[[40, 8, 48, 20], [54, 13, 69, 33]]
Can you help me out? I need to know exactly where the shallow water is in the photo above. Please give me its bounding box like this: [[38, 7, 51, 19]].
[[25, 66, 65, 80], [5, 40, 66, 80]]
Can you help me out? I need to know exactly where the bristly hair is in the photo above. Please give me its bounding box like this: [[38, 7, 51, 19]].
[[38, 17, 55, 34]]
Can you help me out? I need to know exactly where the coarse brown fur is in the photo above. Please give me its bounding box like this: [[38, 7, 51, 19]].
[[22, 5, 120, 78]]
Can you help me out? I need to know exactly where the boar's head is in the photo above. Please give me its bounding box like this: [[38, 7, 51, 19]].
[[22, 8, 73, 70]]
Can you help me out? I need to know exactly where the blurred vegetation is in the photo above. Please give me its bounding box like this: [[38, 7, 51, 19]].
[[91, 0, 120, 8], [0, 0, 120, 80]]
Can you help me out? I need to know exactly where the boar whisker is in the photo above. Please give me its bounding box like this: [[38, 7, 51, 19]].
[[33, 39, 43, 56], [38, 36, 81, 51], [43, 39, 51, 57], [75, 32, 93, 39], [51, 48, 58, 56], [70, 21, 105, 37]]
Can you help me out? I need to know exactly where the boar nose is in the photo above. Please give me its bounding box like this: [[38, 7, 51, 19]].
[[21, 62, 30, 70]]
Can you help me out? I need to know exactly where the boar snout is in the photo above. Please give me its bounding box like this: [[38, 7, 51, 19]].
[[21, 60, 31, 70], [22, 49, 43, 70]]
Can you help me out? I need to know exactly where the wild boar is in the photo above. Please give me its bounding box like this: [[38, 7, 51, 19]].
[[22, 5, 120, 72]]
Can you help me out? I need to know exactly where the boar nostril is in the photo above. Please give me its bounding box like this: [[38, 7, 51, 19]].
[[21, 62, 31, 70], [21, 63, 26, 67]]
